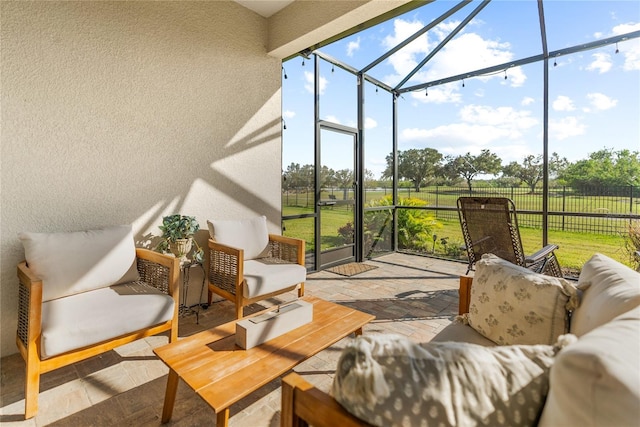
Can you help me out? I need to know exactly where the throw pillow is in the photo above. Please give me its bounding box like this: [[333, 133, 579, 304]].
[[569, 252, 640, 337], [331, 333, 576, 427], [19, 225, 139, 302], [465, 254, 578, 345], [539, 305, 640, 427], [207, 215, 269, 260]]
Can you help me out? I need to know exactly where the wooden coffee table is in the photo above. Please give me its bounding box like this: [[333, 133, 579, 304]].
[[154, 295, 375, 426]]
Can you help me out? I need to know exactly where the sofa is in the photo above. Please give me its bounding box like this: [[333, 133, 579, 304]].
[[17, 225, 180, 419], [281, 253, 640, 427]]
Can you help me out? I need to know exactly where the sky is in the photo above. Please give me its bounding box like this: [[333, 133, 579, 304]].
[[282, 0, 640, 181]]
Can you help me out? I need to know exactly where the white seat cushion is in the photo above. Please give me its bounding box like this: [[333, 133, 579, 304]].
[[19, 225, 140, 301], [207, 216, 270, 260], [431, 321, 497, 347], [242, 259, 306, 299], [40, 282, 175, 359]]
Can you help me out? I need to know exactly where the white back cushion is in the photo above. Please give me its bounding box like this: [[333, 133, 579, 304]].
[[207, 216, 269, 260], [540, 306, 640, 427], [570, 253, 640, 336], [19, 225, 139, 301]]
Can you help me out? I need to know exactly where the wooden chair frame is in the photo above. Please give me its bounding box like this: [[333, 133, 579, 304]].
[[16, 248, 180, 419], [206, 234, 305, 319]]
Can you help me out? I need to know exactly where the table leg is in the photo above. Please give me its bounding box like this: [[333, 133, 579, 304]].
[[161, 369, 179, 423], [354, 327, 364, 336], [216, 408, 230, 427]]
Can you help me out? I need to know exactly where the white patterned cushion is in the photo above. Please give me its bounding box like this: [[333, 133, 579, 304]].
[[466, 254, 578, 345], [570, 253, 640, 336], [19, 225, 140, 302], [207, 216, 270, 260], [539, 306, 640, 427], [332, 333, 575, 427]]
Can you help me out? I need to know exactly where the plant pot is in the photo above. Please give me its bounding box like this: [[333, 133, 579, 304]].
[[169, 238, 193, 262]]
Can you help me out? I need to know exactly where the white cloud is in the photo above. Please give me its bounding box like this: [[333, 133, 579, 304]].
[[382, 19, 431, 87], [381, 18, 526, 94], [304, 71, 327, 95], [552, 95, 575, 112], [347, 37, 361, 57], [549, 116, 586, 141], [324, 115, 341, 124], [610, 23, 640, 71], [587, 52, 612, 73], [586, 92, 618, 110], [459, 105, 537, 130], [409, 83, 462, 104], [521, 97, 535, 106], [283, 110, 296, 119], [400, 104, 537, 149], [365, 117, 378, 129]]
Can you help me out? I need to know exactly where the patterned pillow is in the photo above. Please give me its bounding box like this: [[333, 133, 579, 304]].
[[465, 254, 578, 345], [331, 333, 576, 427]]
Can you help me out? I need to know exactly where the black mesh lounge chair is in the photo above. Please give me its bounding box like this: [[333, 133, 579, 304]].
[[457, 197, 563, 277]]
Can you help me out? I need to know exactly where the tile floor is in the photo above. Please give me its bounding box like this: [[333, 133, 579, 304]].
[[0, 253, 468, 426]]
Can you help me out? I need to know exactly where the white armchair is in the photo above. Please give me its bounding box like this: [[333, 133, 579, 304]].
[[206, 216, 306, 318], [17, 225, 179, 419]]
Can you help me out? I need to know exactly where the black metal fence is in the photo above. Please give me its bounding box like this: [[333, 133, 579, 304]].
[[390, 185, 639, 236], [283, 184, 640, 236]]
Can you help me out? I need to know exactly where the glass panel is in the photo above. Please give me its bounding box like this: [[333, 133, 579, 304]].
[[319, 127, 355, 266], [545, 1, 639, 52], [282, 217, 315, 271], [364, 208, 393, 258], [319, 58, 357, 126], [282, 56, 315, 215], [364, 81, 393, 204], [549, 39, 639, 275]]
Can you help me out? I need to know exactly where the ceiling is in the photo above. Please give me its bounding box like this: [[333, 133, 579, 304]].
[[234, 0, 294, 18]]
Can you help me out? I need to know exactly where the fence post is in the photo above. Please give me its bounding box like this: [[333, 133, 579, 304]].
[[631, 185, 634, 225], [562, 186, 566, 231]]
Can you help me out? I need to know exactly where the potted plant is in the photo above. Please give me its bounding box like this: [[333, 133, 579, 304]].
[[156, 214, 203, 263]]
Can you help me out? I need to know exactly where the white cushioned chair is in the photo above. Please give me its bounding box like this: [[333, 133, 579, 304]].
[[17, 225, 179, 419], [206, 216, 306, 318]]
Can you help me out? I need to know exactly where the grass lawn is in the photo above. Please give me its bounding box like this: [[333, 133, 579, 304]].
[[283, 202, 635, 274]]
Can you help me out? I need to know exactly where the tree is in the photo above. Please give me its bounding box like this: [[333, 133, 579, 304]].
[[502, 153, 571, 193], [549, 152, 569, 179], [334, 168, 353, 199], [443, 149, 502, 193], [559, 148, 640, 194], [502, 155, 543, 194], [382, 148, 443, 192]]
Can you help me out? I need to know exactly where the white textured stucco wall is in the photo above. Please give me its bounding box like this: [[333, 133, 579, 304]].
[[0, 1, 282, 357]]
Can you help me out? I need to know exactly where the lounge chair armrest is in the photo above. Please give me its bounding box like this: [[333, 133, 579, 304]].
[[16, 262, 43, 351], [268, 234, 305, 266], [525, 244, 559, 264], [135, 248, 180, 297]]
